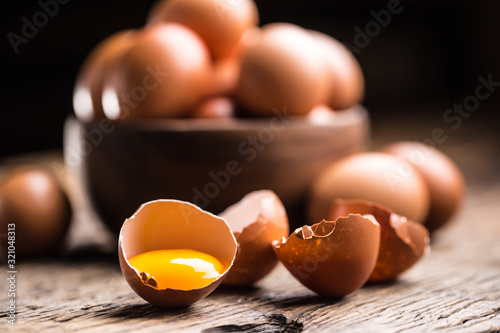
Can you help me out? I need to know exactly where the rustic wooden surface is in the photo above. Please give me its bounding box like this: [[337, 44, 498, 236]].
[[1, 113, 499, 332]]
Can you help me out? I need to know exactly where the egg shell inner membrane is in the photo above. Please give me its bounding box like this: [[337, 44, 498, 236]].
[[118, 200, 239, 307], [220, 189, 285, 233], [120, 200, 237, 267], [390, 214, 429, 258]]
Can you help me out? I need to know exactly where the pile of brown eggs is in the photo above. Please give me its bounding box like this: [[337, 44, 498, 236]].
[[73, 0, 364, 122]]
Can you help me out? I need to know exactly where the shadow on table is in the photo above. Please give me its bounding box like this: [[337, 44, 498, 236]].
[[362, 277, 419, 292], [99, 302, 192, 320], [276, 294, 342, 308], [210, 283, 261, 296], [212, 283, 343, 309], [62, 245, 118, 263], [362, 278, 400, 289]]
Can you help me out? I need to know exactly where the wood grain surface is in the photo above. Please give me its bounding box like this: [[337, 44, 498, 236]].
[[1, 113, 499, 332]]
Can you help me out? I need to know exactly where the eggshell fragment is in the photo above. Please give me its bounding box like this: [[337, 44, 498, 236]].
[[118, 200, 237, 307], [102, 23, 211, 120], [147, 0, 259, 58], [220, 190, 289, 286], [381, 141, 465, 231], [330, 199, 430, 282], [236, 23, 329, 116], [308, 152, 430, 225], [273, 215, 380, 297], [0, 166, 72, 258]]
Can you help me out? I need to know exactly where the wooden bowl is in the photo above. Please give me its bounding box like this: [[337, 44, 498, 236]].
[[65, 105, 369, 233]]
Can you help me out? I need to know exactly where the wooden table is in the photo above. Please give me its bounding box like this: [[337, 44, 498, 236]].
[[1, 112, 499, 332]]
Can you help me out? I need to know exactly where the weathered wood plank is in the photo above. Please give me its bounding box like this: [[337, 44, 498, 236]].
[[1, 115, 500, 332], [1, 182, 498, 333]]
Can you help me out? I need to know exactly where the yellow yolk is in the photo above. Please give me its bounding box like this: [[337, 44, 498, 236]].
[[129, 249, 225, 290]]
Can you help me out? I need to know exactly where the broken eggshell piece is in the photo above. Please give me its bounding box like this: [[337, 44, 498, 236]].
[[118, 199, 237, 307], [330, 199, 430, 282], [273, 215, 380, 297], [220, 190, 289, 286]]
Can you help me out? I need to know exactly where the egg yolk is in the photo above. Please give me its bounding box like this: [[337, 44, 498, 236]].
[[129, 249, 225, 290]]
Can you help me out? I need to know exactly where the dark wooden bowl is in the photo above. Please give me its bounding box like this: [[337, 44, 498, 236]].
[[65, 105, 369, 233]]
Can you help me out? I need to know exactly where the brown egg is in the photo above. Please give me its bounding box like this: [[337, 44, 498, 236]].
[[102, 23, 211, 120], [205, 58, 240, 97], [147, 0, 259, 58], [308, 152, 430, 224], [273, 215, 380, 297], [206, 28, 260, 97], [226, 26, 261, 59], [330, 199, 430, 282], [380, 141, 465, 231], [236, 23, 329, 116], [311, 31, 365, 110], [191, 97, 235, 119], [119, 200, 237, 307], [219, 190, 289, 286], [73, 30, 136, 122], [0, 167, 72, 258]]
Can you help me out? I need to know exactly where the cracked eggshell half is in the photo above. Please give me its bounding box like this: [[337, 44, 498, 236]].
[[273, 215, 380, 297], [330, 199, 430, 282], [220, 190, 289, 286], [118, 199, 237, 307]]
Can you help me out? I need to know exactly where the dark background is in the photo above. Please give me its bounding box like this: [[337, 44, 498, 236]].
[[1, 0, 499, 157]]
